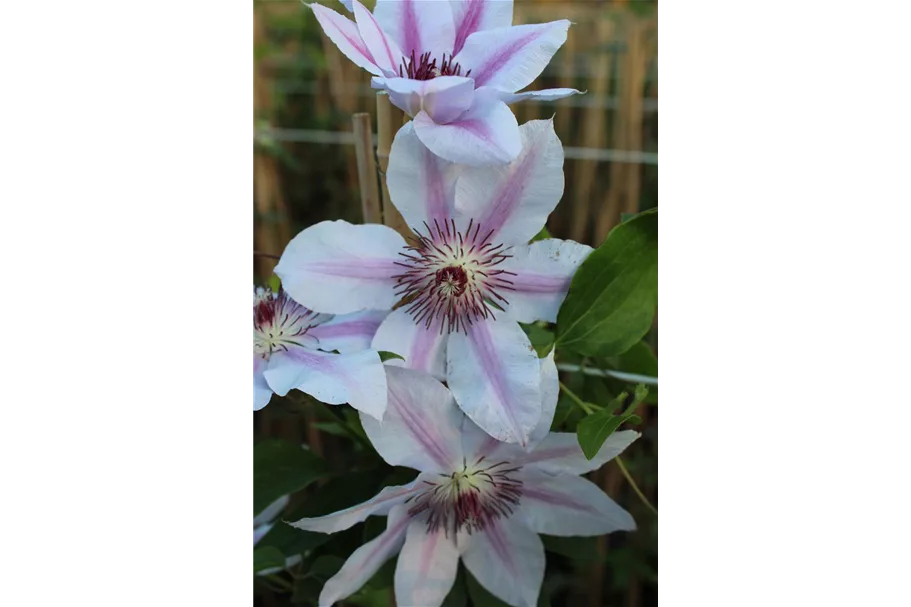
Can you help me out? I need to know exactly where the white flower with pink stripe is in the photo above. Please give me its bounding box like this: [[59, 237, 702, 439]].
[[253, 286, 389, 418], [275, 119, 592, 445], [309, 0, 580, 165], [289, 363, 637, 607]]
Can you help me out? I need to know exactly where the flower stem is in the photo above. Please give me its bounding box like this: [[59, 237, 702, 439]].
[[556, 363, 658, 386], [615, 456, 658, 516], [558, 381, 599, 415], [265, 574, 294, 592]]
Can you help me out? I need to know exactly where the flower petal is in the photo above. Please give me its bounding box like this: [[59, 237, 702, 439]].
[[457, 517, 544, 607], [371, 308, 448, 380], [309, 309, 388, 354], [338, 0, 354, 12], [395, 519, 460, 607], [275, 220, 406, 315], [453, 20, 570, 92], [254, 495, 290, 528], [360, 366, 464, 473], [446, 316, 541, 445], [353, 0, 405, 76], [517, 470, 636, 536], [318, 505, 412, 606], [253, 523, 273, 546], [527, 349, 558, 449], [413, 99, 520, 166], [309, 3, 382, 76], [387, 121, 460, 230], [498, 239, 593, 323], [374, 0, 455, 58], [499, 87, 582, 104], [453, 118, 563, 246], [461, 350, 555, 461], [254, 355, 273, 411], [522, 430, 640, 476], [264, 348, 387, 420], [451, 0, 514, 55], [289, 481, 421, 534], [384, 76, 476, 123]]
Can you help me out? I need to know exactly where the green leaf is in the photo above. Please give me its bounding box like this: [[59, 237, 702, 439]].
[[541, 535, 602, 561], [308, 555, 345, 580], [255, 520, 330, 562], [254, 546, 286, 573], [466, 569, 511, 607], [555, 208, 658, 357], [520, 322, 555, 357], [576, 386, 649, 460], [268, 274, 282, 293], [442, 566, 468, 607], [378, 350, 404, 362], [254, 439, 328, 516], [291, 576, 323, 604], [612, 341, 658, 404], [531, 225, 552, 242]]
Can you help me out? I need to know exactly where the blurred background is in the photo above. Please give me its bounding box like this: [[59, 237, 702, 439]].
[[254, 1, 657, 606]]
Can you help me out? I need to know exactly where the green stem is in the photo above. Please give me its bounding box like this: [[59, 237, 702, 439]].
[[558, 381, 598, 415], [615, 456, 658, 516], [556, 363, 658, 386], [265, 574, 294, 592]]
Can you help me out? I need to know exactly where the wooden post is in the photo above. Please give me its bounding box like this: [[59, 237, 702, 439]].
[[595, 17, 647, 243], [570, 18, 614, 244], [351, 113, 382, 224], [376, 93, 410, 236]]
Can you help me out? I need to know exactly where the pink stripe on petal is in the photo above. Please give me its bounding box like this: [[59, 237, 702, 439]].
[[351, 513, 411, 576], [469, 321, 523, 442], [484, 522, 517, 575], [470, 30, 541, 87], [401, 0, 420, 55], [312, 320, 381, 340], [390, 390, 454, 470], [522, 486, 598, 515], [422, 146, 451, 225], [510, 273, 570, 294], [305, 258, 399, 279], [453, 0, 484, 54], [477, 143, 540, 238]]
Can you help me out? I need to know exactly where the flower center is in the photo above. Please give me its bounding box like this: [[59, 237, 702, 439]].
[[399, 50, 471, 81], [392, 219, 516, 334], [253, 288, 323, 359], [406, 457, 523, 536]]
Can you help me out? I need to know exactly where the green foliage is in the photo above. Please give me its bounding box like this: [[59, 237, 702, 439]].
[[254, 546, 287, 573], [607, 340, 659, 404], [556, 209, 658, 357], [466, 568, 511, 607], [520, 322, 555, 357], [378, 350, 405, 362], [541, 535, 602, 561], [254, 439, 328, 515], [576, 385, 649, 460], [531, 225, 552, 242]]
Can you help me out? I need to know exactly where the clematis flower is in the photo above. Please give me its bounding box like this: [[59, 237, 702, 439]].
[[288, 362, 638, 607], [274, 119, 592, 445], [309, 0, 580, 165], [253, 286, 389, 419], [254, 495, 302, 575]]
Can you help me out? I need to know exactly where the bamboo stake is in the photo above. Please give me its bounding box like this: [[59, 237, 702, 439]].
[[570, 18, 614, 244], [376, 93, 410, 236], [351, 113, 382, 224]]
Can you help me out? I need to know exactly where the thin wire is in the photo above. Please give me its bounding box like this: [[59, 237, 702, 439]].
[[556, 364, 658, 385]]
